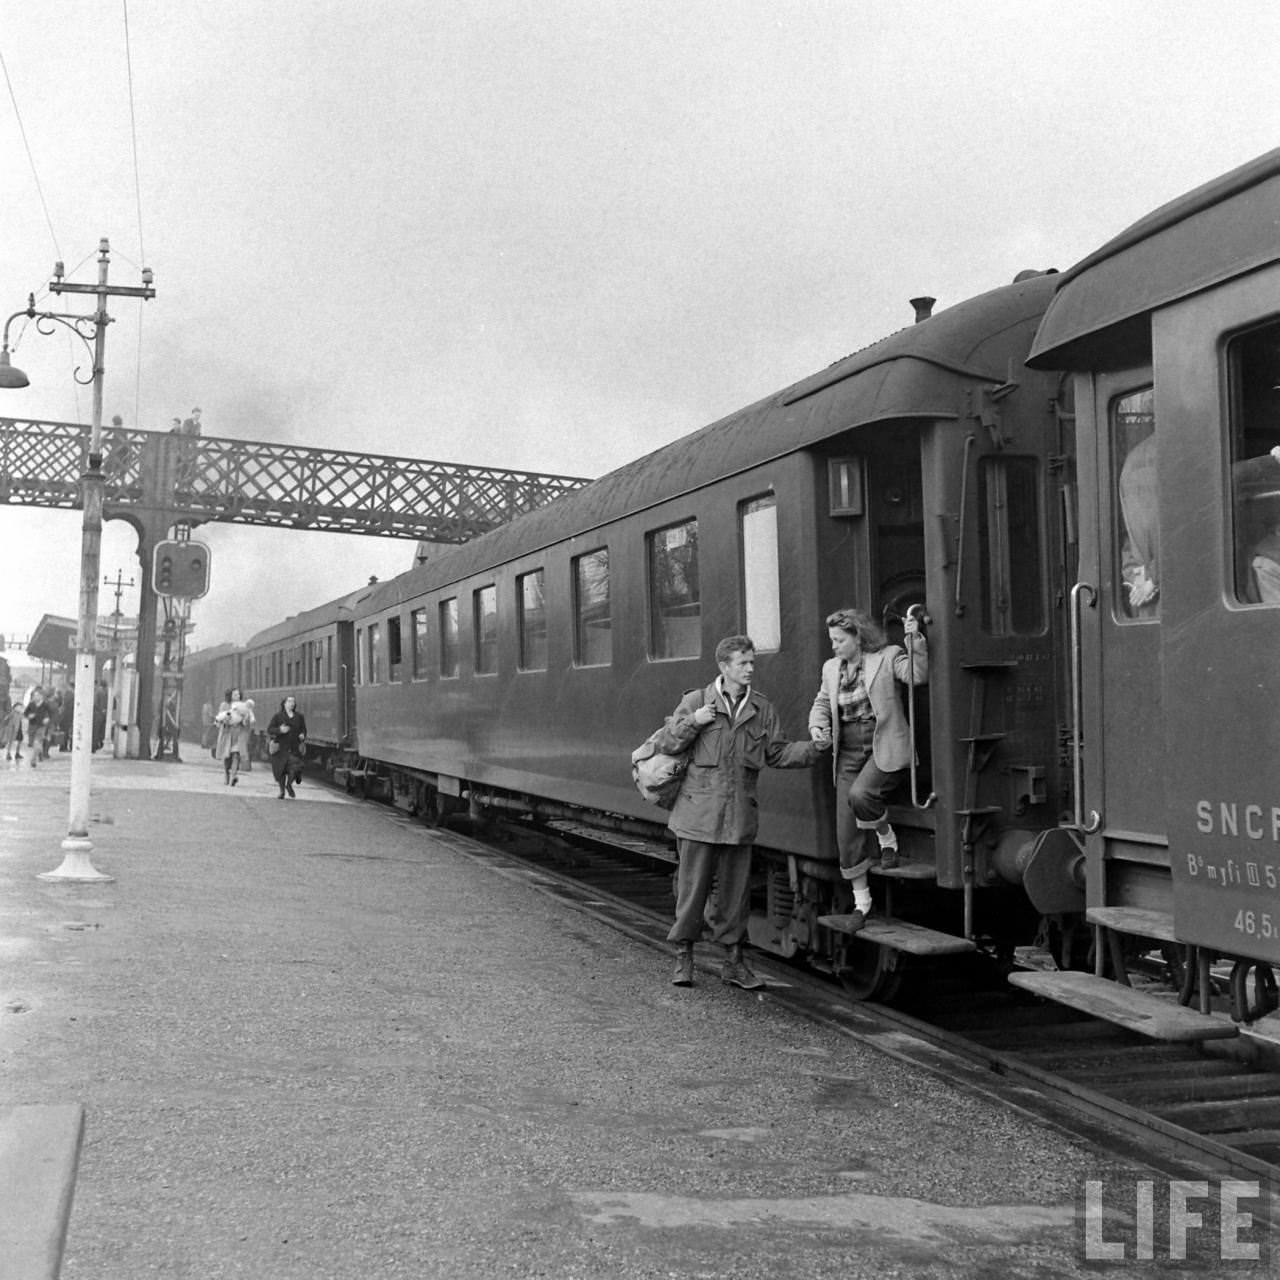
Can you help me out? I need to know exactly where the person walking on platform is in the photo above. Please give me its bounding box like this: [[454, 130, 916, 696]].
[[653, 635, 824, 990], [22, 687, 54, 769], [92, 679, 108, 752], [58, 686, 75, 752], [808, 608, 927, 931], [265, 695, 307, 799], [214, 688, 255, 786], [1, 697, 22, 765]]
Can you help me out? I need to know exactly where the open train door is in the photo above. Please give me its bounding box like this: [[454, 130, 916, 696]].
[[1156, 259, 1280, 971]]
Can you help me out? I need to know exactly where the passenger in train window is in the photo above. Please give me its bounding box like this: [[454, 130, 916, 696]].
[[808, 608, 927, 930], [1118, 429, 1159, 616], [653, 635, 824, 990], [1235, 447, 1280, 603], [266, 695, 307, 799]]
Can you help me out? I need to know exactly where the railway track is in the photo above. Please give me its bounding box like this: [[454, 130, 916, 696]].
[[354, 794, 1280, 1197]]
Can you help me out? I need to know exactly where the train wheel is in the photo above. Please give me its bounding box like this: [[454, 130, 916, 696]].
[[1229, 960, 1279, 1023], [838, 940, 904, 1003]]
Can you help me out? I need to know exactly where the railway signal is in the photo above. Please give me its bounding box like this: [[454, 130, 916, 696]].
[[152, 539, 211, 599]]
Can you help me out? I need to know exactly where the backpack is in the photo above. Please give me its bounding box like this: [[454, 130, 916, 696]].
[[631, 688, 714, 808], [631, 731, 690, 809]]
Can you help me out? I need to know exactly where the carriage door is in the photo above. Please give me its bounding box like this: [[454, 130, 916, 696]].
[[1157, 263, 1280, 963], [1075, 365, 1167, 902]]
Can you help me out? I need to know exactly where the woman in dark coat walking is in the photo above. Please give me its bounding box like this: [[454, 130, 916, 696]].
[[266, 695, 307, 798]]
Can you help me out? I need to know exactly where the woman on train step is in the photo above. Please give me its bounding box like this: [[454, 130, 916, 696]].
[[808, 608, 927, 931]]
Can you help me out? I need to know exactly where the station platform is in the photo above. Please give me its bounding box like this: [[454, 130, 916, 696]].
[[0, 749, 1243, 1278]]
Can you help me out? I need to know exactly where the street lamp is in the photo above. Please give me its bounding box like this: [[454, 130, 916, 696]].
[[1, 239, 155, 882]]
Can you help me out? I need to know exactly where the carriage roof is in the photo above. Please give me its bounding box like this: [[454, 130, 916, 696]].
[[1028, 148, 1280, 371]]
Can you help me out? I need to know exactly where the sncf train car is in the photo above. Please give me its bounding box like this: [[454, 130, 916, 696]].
[[185, 150, 1280, 1026]]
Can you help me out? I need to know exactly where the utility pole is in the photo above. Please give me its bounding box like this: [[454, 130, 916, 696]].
[[104, 568, 136, 759], [0, 241, 155, 881]]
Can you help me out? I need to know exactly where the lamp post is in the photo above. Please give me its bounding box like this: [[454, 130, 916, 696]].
[[0, 239, 155, 882]]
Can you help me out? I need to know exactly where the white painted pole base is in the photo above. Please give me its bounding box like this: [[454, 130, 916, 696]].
[[38, 836, 115, 884]]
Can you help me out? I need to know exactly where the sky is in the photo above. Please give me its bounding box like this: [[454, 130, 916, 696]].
[[1, 1, 1278, 651]]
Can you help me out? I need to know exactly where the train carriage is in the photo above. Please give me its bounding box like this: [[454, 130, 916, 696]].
[[1019, 146, 1280, 1026]]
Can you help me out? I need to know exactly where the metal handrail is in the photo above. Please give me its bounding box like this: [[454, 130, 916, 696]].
[[953, 434, 976, 617], [1069, 582, 1101, 833], [904, 603, 937, 809]]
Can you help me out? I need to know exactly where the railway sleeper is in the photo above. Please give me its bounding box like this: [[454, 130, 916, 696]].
[[1106, 1070, 1280, 1106], [1153, 1095, 1280, 1134], [1070, 1056, 1243, 1087]]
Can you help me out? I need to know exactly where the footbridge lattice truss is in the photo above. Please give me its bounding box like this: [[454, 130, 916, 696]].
[[0, 418, 590, 541]]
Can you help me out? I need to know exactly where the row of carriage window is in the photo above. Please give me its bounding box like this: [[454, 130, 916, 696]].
[[1113, 317, 1280, 621], [354, 494, 782, 684], [246, 635, 335, 692]]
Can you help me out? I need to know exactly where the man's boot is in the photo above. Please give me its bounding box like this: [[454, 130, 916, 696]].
[[721, 943, 764, 990], [672, 941, 695, 987]]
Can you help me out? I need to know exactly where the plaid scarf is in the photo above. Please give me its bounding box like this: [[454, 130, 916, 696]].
[[836, 658, 872, 723]]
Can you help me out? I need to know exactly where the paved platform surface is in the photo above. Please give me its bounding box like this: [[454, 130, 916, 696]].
[[0, 749, 1266, 1278]]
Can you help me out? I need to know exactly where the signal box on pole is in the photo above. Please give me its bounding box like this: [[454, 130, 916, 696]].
[[152, 540, 211, 599]]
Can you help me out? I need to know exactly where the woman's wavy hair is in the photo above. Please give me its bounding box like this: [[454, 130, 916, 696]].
[[824, 608, 886, 652]]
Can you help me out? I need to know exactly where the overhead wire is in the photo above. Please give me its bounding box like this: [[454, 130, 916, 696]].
[[0, 47, 62, 264], [2, 9, 150, 425], [121, 0, 149, 426], [0, 41, 81, 416]]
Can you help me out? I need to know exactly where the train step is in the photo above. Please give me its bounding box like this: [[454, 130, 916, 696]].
[[1086, 905, 1179, 943], [817, 914, 975, 957], [871, 861, 936, 881], [1008, 971, 1239, 1042]]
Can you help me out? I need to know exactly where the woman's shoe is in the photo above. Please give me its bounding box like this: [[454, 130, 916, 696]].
[[876, 825, 900, 869], [285, 782, 296, 798], [230, 775, 238, 787]]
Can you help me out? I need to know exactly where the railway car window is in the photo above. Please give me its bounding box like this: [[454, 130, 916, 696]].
[[1228, 321, 1280, 604], [977, 458, 1044, 635], [474, 585, 498, 675], [368, 621, 383, 684], [740, 495, 781, 652], [387, 617, 403, 682], [572, 548, 611, 666], [1112, 387, 1158, 620], [648, 519, 700, 660], [410, 608, 428, 679], [439, 598, 459, 677], [517, 570, 547, 671]]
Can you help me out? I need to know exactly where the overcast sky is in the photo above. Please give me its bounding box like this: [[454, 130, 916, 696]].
[[1, 1, 1279, 652]]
